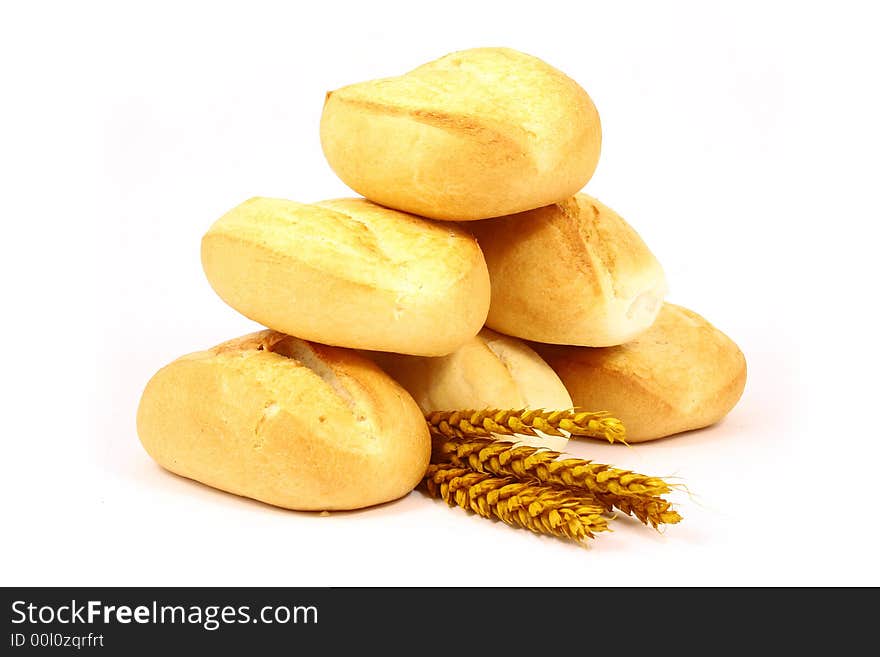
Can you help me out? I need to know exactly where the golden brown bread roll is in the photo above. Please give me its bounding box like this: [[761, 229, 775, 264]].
[[533, 304, 747, 442], [468, 193, 667, 347], [320, 47, 601, 221], [365, 328, 573, 451], [136, 330, 431, 510], [201, 197, 490, 356]]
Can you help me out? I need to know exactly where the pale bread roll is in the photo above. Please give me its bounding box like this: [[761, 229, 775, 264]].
[[201, 197, 490, 356], [534, 304, 747, 442], [320, 47, 601, 221], [366, 328, 573, 451], [468, 193, 667, 347], [136, 330, 431, 511]]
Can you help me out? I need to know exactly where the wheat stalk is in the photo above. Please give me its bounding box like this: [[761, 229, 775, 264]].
[[431, 433, 681, 528], [423, 463, 609, 543], [426, 408, 626, 444]]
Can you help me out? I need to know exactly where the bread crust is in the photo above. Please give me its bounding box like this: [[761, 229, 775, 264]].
[[468, 193, 667, 346], [534, 304, 747, 441], [201, 197, 490, 356], [320, 47, 601, 220], [367, 328, 572, 413], [136, 331, 431, 510]]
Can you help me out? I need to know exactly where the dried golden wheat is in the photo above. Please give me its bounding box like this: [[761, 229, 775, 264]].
[[426, 408, 626, 443], [431, 432, 681, 528], [423, 463, 609, 543]]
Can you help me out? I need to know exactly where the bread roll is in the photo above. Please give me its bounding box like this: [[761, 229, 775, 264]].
[[366, 328, 573, 451], [320, 47, 601, 221], [468, 193, 667, 347], [201, 197, 490, 356], [534, 304, 746, 442], [136, 330, 431, 510]]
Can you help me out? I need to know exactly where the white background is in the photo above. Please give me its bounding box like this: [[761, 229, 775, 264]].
[[2, 0, 878, 586]]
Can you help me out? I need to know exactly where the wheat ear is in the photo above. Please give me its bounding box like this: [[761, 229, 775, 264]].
[[426, 408, 626, 444], [423, 463, 609, 543], [431, 433, 681, 528]]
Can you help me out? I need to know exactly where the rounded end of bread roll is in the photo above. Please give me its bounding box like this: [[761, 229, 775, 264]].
[[200, 197, 490, 356], [320, 47, 601, 220], [534, 304, 746, 442], [136, 331, 431, 510], [477, 328, 573, 412], [470, 194, 667, 346], [365, 328, 572, 451]]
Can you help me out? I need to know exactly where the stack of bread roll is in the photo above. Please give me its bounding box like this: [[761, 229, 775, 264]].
[[138, 48, 746, 513]]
